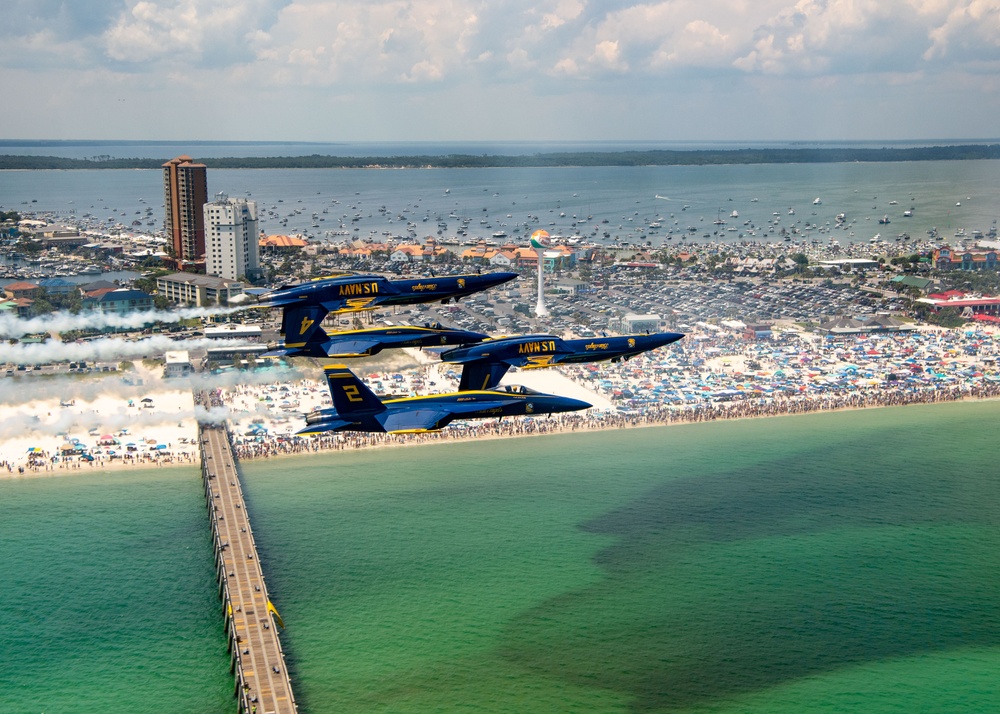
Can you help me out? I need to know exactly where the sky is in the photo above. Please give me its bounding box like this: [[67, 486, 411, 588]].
[[2, 0, 1000, 143]]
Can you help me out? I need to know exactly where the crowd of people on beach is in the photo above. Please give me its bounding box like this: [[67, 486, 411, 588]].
[[12, 448, 198, 474], [216, 322, 1000, 461]]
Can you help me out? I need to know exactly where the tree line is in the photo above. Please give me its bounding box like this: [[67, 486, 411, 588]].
[[1, 145, 999, 170]]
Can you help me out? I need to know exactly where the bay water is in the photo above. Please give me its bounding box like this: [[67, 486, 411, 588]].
[[3, 160, 1000, 245], [4, 402, 996, 712]]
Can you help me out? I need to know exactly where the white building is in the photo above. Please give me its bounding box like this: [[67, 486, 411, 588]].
[[622, 313, 661, 332], [163, 351, 193, 379], [156, 272, 246, 306], [204, 193, 261, 281]]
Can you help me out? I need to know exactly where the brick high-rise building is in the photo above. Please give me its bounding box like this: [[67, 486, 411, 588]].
[[162, 155, 208, 269]]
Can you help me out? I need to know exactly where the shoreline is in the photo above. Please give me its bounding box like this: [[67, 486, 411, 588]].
[[5, 386, 998, 482], [231, 385, 1000, 463], [5, 320, 1000, 479]]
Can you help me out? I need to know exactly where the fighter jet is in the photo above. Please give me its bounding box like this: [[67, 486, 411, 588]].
[[297, 364, 591, 435], [441, 332, 686, 390], [264, 303, 488, 359], [256, 271, 517, 315]]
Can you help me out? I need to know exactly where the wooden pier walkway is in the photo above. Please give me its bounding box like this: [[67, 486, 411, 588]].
[[198, 401, 298, 714]]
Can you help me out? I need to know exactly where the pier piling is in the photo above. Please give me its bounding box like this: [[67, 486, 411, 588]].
[[197, 392, 297, 714]]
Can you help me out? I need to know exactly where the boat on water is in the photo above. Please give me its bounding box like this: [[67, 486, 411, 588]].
[[813, 197, 822, 205], [879, 215, 891, 224]]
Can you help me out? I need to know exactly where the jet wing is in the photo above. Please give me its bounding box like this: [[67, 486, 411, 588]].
[[323, 338, 386, 358], [382, 408, 455, 434], [295, 418, 353, 435], [382, 399, 514, 433]]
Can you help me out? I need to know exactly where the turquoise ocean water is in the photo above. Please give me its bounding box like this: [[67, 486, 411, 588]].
[[6, 403, 992, 712], [236, 402, 1000, 713], [0, 467, 232, 713]]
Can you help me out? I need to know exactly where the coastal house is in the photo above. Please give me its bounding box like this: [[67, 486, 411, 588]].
[[489, 251, 517, 267], [36, 277, 78, 295], [338, 242, 392, 260], [93, 288, 154, 314], [4, 281, 40, 300], [0, 297, 33, 318], [163, 351, 193, 378], [460, 243, 504, 264], [390, 244, 448, 263]]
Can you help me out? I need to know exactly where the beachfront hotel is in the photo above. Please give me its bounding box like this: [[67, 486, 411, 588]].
[[162, 155, 208, 270], [204, 193, 261, 282]]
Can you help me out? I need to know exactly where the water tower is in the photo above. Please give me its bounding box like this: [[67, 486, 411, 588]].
[[530, 229, 550, 317]]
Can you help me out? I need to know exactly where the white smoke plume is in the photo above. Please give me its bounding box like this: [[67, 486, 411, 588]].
[[0, 336, 251, 365], [0, 365, 305, 406], [0, 306, 254, 338], [0, 391, 300, 440]]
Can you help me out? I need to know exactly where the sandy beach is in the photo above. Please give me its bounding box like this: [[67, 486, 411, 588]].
[[4, 321, 1000, 477], [0, 364, 201, 477]]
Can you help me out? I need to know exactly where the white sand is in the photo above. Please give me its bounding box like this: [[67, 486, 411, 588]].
[[0, 373, 200, 476]]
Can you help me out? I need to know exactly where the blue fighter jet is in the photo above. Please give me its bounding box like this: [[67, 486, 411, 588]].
[[256, 271, 517, 314], [441, 332, 686, 390], [264, 303, 488, 359], [298, 364, 591, 435]]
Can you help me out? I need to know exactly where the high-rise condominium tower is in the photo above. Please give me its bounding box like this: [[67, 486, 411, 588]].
[[204, 193, 260, 281], [163, 155, 208, 266]]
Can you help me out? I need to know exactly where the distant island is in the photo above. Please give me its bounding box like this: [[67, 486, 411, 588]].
[[2, 144, 999, 170]]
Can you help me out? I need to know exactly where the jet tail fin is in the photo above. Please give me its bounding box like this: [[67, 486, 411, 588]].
[[458, 360, 512, 391], [281, 305, 329, 346], [324, 365, 386, 415]]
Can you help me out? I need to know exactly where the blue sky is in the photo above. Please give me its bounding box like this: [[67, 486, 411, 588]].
[[3, 0, 1000, 142]]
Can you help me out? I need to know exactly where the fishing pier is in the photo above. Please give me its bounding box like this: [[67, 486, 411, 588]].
[[198, 396, 298, 714]]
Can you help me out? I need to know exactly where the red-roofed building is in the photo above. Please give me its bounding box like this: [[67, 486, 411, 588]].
[[260, 234, 308, 254], [932, 245, 999, 271], [917, 292, 1000, 317], [390, 244, 449, 262], [4, 281, 40, 300]]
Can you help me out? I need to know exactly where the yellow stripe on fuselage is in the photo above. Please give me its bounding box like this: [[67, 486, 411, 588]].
[[324, 326, 445, 337], [382, 390, 525, 404]]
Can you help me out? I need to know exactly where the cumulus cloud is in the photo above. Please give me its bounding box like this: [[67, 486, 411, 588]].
[[3, 0, 1000, 139], [2, 0, 996, 81], [102, 0, 288, 67]]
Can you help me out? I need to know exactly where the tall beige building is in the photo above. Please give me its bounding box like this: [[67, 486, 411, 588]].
[[162, 155, 208, 268]]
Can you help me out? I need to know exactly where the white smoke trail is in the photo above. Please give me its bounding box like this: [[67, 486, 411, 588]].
[[188, 366, 305, 391], [0, 365, 306, 406], [0, 336, 251, 365], [0, 306, 254, 338], [0, 398, 306, 440]]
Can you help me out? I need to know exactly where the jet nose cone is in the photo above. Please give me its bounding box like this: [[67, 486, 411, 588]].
[[654, 332, 685, 347], [560, 396, 592, 412], [478, 271, 518, 287]]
